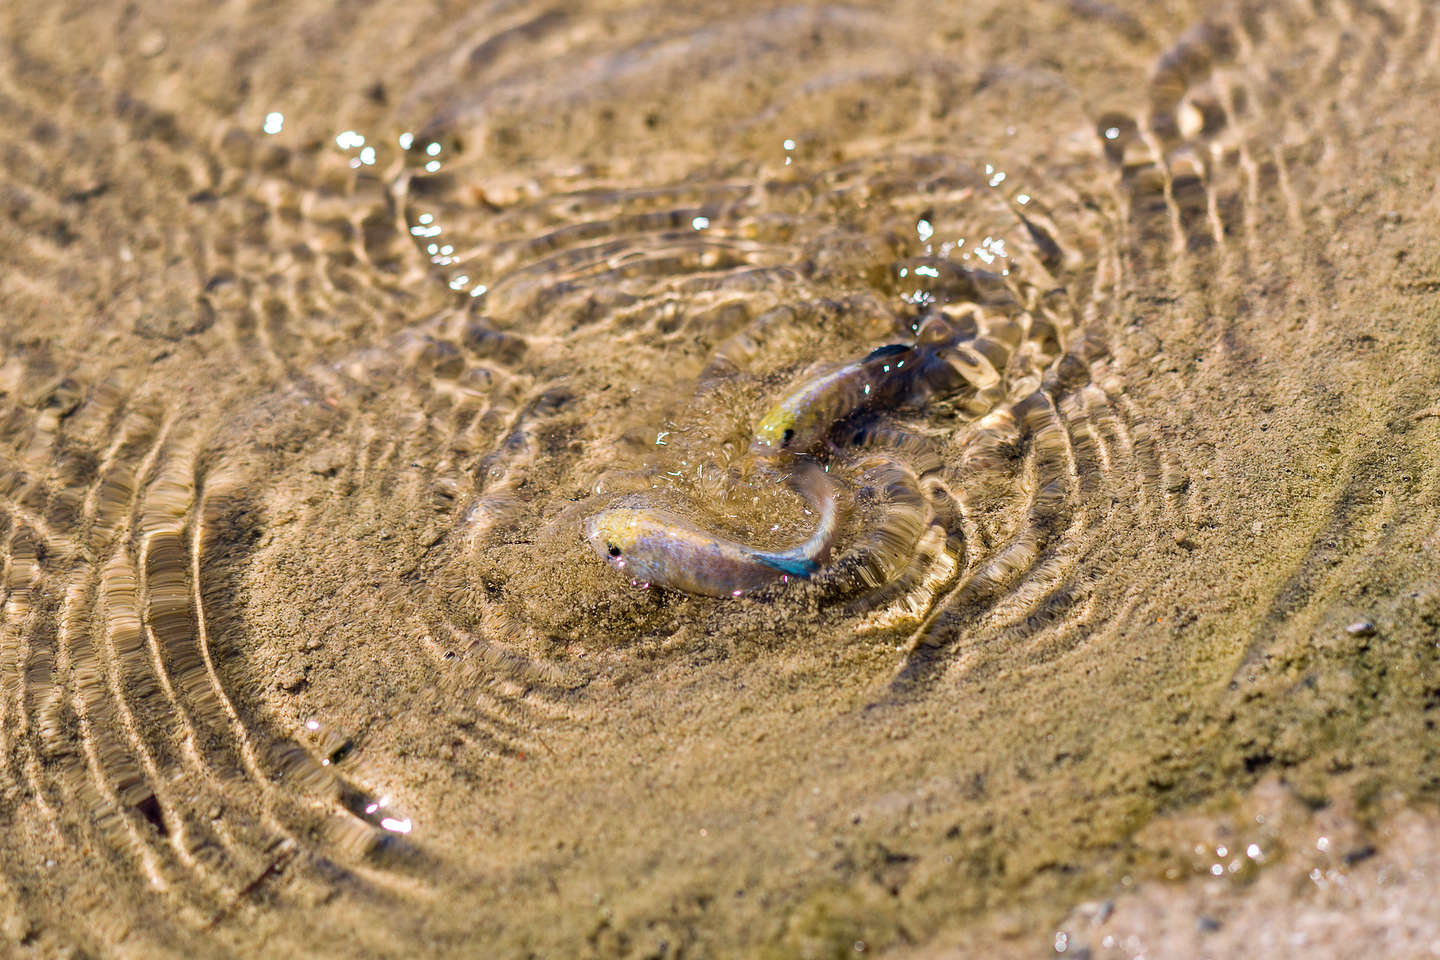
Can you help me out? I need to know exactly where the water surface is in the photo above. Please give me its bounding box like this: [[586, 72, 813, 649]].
[[1, 1, 1438, 955]]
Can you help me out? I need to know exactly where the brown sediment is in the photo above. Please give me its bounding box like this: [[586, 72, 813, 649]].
[[0, 0, 1438, 956]]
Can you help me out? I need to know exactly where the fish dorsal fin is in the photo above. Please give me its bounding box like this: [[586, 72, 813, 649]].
[[863, 342, 912, 363]]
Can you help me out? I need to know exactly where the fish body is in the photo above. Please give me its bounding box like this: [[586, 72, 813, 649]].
[[751, 343, 921, 458], [584, 462, 838, 597]]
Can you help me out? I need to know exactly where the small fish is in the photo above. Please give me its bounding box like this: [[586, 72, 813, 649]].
[[751, 343, 925, 459], [584, 461, 839, 597]]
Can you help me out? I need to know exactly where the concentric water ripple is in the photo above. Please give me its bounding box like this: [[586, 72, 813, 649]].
[[1, 0, 1438, 955]]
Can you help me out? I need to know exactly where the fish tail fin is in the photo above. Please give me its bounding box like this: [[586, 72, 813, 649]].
[[749, 457, 843, 579], [752, 550, 819, 577]]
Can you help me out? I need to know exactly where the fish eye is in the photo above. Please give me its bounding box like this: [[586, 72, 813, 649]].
[[782, 428, 795, 445], [607, 544, 622, 557]]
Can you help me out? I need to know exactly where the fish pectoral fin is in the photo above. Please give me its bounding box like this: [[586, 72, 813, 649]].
[[750, 550, 818, 577]]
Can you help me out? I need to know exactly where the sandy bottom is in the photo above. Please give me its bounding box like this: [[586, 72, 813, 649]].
[[0, 0, 1438, 956]]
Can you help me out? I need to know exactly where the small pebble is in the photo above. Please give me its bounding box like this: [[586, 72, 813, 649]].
[[1074, 899, 1114, 925], [1342, 845, 1377, 866], [276, 664, 307, 691], [1346, 619, 1376, 637], [307, 449, 345, 476], [138, 30, 167, 58], [1, 911, 32, 943], [1196, 914, 1222, 933]]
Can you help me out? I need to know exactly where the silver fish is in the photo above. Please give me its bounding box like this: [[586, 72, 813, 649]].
[[584, 461, 839, 597], [750, 342, 922, 458]]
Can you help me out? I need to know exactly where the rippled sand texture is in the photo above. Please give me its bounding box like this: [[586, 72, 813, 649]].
[[2, 1, 1438, 956]]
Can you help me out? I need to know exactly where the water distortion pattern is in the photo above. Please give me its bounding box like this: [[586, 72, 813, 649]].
[[1, 0, 1438, 955]]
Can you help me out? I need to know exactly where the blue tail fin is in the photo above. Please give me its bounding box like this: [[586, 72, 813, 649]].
[[751, 550, 818, 577]]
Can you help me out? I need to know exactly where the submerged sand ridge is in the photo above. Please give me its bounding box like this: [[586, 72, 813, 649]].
[[0, 0, 1438, 956]]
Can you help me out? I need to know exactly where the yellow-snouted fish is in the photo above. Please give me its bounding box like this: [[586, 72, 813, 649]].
[[751, 343, 921, 458], [584, 461, 839, 597]]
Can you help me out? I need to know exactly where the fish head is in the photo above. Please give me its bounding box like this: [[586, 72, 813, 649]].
[[751, 407, 799, 457], [583, 508, 663, 583]]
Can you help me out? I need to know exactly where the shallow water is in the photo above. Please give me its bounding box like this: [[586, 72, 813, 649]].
[[2, 1, 1439, 956]]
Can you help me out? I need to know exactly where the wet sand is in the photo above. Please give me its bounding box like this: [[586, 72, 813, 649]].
[[1, 1, 1438, 956]]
